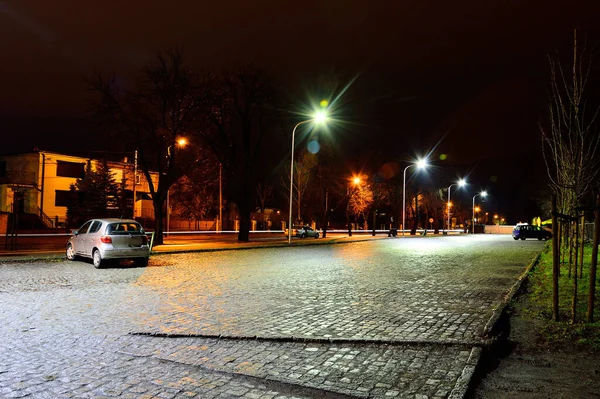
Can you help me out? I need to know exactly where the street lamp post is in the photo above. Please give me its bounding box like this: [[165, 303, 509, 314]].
[[346, 176, 361, 237], [288, 111, 327, 244], [166, 137, 188, 235], [402, 159, 428, 237], [472, 191, 488, 234], [132, 149, 138, 219], [446, 178, 466, 234]]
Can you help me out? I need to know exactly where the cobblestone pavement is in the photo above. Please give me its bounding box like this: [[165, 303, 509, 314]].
[[0, 235, 545, 398]]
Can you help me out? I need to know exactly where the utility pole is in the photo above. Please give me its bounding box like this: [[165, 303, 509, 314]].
[[219, 163, 223, 233], [132, 150, 137, 219]]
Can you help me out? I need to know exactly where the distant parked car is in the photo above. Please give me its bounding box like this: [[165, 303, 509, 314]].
[[512, 224, 552, 241], [296, 225, 320, 238], [66, 218, 150, 268], [284, 225, 320, 239]]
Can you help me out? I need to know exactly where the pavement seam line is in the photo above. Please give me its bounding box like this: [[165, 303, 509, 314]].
[[128, 331, 486, 348]]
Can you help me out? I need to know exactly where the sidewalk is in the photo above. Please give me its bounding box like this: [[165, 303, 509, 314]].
[[0, 233, 391, 262]]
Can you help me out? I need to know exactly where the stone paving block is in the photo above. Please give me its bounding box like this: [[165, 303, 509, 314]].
[[0, 237, 544, 398]]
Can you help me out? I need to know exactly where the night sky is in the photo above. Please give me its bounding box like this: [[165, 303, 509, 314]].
[[2, 0, 600, 222]]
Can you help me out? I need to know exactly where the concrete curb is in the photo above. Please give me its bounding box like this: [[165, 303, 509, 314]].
[[449, 244, 545, 398], [482, 251, 543, 338], [448, 347, 482, 399]]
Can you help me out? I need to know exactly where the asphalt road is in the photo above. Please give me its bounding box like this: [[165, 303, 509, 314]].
[[0, 234, 545, 398]]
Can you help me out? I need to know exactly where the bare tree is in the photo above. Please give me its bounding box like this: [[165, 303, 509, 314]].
[[541, 30, 600, 321], [200, 65, 281, 242], [256, 182, 274, 229], [170, 147, 220, 228], [348, 175, 374, 227], [541, 30, 600, 216], [87, 48, 203, 244]]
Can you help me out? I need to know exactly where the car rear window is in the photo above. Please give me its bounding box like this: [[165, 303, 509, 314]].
[[107, 222, 144, 234]]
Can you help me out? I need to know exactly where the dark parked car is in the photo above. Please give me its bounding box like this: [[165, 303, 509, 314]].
[[512, 224, 552, 241], [66, 218, 150, 268]]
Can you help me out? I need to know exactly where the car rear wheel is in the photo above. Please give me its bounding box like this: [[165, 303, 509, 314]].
[[520, 236, 526, 240], [66, 244, 76, 261], [301, 233, 306, 238], [92, 249, 104, 269], [314, 232, 320, 238]]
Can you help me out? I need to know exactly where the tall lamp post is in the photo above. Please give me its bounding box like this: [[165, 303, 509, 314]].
[[346, 176, 361, 237], [288, 111, 328, 244], [446, 178, 466, 234], [472, 191, 487, 234], [166, 137, 188, 234], [402, 159, 428, 237]]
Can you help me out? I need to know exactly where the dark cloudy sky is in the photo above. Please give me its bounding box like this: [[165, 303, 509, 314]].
[[1, 0, 599, 164]]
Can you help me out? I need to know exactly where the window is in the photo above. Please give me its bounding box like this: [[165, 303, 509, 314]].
[[108, 222, 143, 234], [56, 161, 85, 178], [88, 221, 102, 234], [77, 221, 93, 234], [55, 190, 71, 207]]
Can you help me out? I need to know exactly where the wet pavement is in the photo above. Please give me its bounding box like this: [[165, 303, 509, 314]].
[[0, 234, 545, 398]]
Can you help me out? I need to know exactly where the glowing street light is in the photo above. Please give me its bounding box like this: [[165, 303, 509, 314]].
[[167, 138, 188, 234], [402, 159, 428, 237], [472, 191, 488, 234], [446, 178, 466, 234], [346, 175, 362, 236], [288, 111, 328, 244]]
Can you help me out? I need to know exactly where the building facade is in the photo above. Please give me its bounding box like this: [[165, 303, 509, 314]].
[[0, 151, 157, 228]]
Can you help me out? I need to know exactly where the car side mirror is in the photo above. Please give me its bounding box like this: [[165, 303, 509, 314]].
[[72, 230, 79, 236]]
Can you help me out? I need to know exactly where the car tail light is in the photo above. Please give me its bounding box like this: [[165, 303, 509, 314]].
[[100, 236, 112, 244]]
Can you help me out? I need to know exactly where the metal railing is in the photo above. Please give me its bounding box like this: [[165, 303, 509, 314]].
[[36, 206, 54, 228]]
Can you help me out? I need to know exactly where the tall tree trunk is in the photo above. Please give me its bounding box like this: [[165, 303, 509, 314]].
[[569, 221, 574, 277], [572, 216, 579, 324], [579, 213, 585, 279], [552, 195, 560, 322], [587, 194, 600, 322], [153, 198, 165, 245], [558, 220, 563, 275], [236, 186, 252, 242]]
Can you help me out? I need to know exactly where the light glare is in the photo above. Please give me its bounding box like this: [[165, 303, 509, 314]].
[[416, 159, 428, 169], [314, 110, 328, 124]]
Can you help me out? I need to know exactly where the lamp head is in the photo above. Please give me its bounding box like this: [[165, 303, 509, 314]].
[[415, 159, 428, 169], [313, 110, 328, 124], [481, 190, 488, 198], [457, 178, 466, 187]]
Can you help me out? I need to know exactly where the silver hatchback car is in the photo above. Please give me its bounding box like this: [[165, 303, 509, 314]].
[[66, 218, 150, 268]]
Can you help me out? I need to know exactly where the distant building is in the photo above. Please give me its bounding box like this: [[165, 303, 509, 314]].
[[0, 150, 158, 228]]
